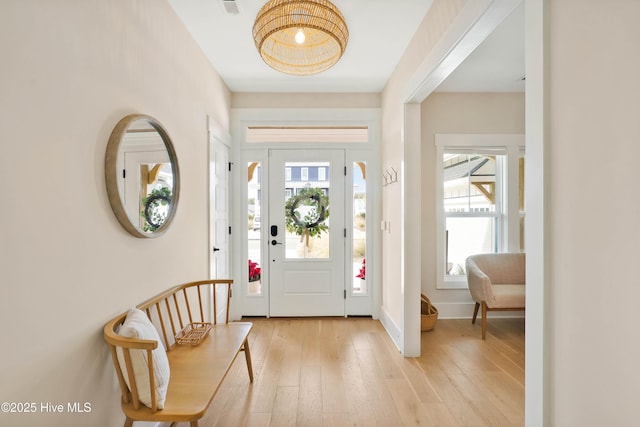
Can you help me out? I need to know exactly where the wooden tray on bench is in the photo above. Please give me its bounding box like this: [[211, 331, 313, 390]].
[[175, 322, 212, 345]]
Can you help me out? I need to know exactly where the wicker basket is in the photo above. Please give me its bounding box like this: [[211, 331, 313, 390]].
[[420, 294, 438, 332], [175, 322, 212, 345]]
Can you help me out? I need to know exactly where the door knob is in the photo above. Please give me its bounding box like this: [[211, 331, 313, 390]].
[[271, 240, 282, 246], [212, 247, 220, 252]]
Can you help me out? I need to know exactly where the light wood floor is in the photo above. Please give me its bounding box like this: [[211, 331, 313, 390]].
[[183, 317, 524, 427]]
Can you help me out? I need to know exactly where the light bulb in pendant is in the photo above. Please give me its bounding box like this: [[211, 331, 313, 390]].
[[295, 28, 306, 45]]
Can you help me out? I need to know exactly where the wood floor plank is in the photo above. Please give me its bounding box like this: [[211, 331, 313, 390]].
[[357, 348, 405, 426], [367, 331, 408, 381], [471, 371, 524, 425], [397, 358, 442, 404], [386, 377, 436, 427], [212, 383, 254, 427], [423, 402, 461, 427], [321, 379, 349, 415], [320, 321, 349, 415], [247, 324, 286, 414], [341, 369, 378, 426], [269, 386, 299, 427], [273, 386, 299, 413], [296, 365, 323, 427], [322, 412, 352, 427], [277, 321, 303, 387], [243, 412, 272, 427]]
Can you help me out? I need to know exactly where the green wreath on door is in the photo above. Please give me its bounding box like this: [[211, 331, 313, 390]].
[[285, 187, 329, 245], [141, 187, 172, 232]]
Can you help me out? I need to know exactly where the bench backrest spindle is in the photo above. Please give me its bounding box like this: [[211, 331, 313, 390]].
[[182, 288, 193, 325], [145, 348, 156, 411], [172, 293, 184, 330], [151, 303, 169, 350], [164, 298, 177, 340], [197, 285, 205, 323]]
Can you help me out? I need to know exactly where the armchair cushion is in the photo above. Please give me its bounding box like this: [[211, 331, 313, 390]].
[[490, 284, 526, 308], [466, 253, 525, 309]]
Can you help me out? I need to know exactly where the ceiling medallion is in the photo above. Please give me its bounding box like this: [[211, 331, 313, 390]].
[[252, 0, 349, 76]]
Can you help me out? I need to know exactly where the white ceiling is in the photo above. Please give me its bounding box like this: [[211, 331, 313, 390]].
[[436, 1, 525, 93], [168, 0, 524, 94]]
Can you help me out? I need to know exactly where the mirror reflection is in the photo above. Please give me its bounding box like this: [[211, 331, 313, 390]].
[[105, 114, 180, 238]]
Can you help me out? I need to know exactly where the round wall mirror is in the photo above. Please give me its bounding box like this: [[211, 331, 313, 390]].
[[105, 114, 180, 238]]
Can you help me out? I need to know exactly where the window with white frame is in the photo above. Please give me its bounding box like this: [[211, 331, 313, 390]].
[[301, 167, 308, 181], [436, 135, 525, 289], [318, 167, 326, 181], [285, 167, 291, 181]]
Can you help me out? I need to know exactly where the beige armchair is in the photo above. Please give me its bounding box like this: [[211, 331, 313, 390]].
[[465, 253, 525, 339]]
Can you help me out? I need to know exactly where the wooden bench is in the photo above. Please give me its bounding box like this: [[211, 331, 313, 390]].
[[103, 279, 253, 427]]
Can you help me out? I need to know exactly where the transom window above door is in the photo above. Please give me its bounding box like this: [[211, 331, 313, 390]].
[[245, 126, 368, 143]]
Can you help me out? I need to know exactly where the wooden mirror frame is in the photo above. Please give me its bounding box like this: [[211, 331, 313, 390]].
[[105, 114, 180, 238]]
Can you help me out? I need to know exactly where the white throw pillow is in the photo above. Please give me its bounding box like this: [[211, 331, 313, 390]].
[[116, 307, 170, 409]]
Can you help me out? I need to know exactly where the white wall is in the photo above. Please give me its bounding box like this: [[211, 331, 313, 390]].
[[231, 92, 380, 109], [421, 92, 525, 317], [548, 1, 640, 424], [380, 0, 468, 346], [0, 1, 230, 426]]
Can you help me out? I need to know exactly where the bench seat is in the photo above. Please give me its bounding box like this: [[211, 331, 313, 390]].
[[123, 322, 253, 424]]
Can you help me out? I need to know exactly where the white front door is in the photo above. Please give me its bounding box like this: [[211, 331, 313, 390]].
[[268, 149, 345, 316]]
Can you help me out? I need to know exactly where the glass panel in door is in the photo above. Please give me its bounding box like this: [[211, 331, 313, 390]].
[[284, 162, 330, 259]]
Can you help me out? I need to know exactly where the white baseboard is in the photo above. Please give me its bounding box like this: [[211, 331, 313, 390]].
[[379, 307, 402, 351], [434, 302, 525, 319]]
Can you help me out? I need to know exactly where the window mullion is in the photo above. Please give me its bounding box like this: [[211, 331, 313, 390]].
[[466, 155, 471, 212]]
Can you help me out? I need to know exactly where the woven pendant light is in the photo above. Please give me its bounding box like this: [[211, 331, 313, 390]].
[[252, 0, 349, 76]]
